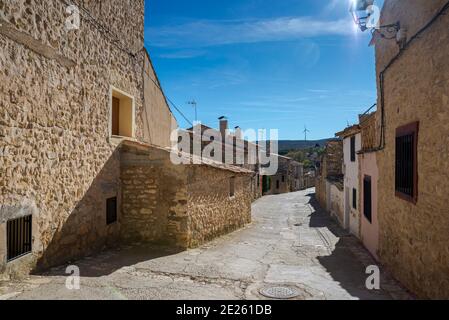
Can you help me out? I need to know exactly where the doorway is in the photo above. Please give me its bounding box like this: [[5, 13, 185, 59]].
[[262, 176, 271, 194], [344, 187, 350, 230]]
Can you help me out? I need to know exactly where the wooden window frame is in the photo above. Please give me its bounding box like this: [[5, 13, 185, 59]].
[[109, 86, 135, 139], [395, 122, 419, 204]]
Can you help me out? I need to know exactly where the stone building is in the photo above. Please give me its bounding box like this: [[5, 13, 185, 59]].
[[336, 125, 361, 238], [185, 117, 265, 200], [0, 0, 253, 278], [120, 141, 252, 249], [371, 0, 449, 298], [261, 155, 303, 195], [0, 0, 147, 277], [315, 140, 344, 225]]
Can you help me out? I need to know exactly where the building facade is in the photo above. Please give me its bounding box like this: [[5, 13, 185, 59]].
[[358, 113, 379, 261], [185, 117, 263, 200], [336, 126, 362, 238], [373, 0, 449, 298], [261, 155, 303, 196], [0, 0, 253, 278], [0, 0, 146, 277], [120, 141, 252, 249], [315, 140, 344, 224]]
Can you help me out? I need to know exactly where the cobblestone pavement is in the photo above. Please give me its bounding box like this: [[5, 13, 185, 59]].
[[0, 189, 411, 300]]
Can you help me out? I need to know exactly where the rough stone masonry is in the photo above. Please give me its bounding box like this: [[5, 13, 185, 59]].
[[0, 0, 254, 279]]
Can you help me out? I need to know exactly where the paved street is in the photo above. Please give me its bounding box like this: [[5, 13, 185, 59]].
[[0, 189, 410, 300]]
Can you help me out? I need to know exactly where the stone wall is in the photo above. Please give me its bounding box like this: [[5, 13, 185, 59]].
[[186, 166, 252, 247], [327, 180, 344, 227], [119, 141, 253, 250], [375, 0, 449, 298], [0, 0, 146, 275], [120, 143, 189, 247], [360, 113, 377, 151]]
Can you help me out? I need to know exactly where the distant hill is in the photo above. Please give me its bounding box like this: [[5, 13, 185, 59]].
[[277, 139, 332, 152]]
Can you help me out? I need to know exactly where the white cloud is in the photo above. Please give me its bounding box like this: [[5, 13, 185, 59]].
[[156, 50, 206, 59], [324, 0, 352, 14], [146, 16, 355, 48]]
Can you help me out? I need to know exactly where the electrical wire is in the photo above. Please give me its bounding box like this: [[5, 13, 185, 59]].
[[57, 0, 193, 126], [376, 1, 449, 151]]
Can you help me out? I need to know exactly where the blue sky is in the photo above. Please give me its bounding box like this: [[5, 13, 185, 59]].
[[144, 0, 380, 140]]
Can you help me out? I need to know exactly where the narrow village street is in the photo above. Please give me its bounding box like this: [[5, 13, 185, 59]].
[[0, 189, 409, 300]]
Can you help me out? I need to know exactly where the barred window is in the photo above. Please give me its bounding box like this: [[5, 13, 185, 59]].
[[7, 215, 32, 261], [395, 122, 419, 203]]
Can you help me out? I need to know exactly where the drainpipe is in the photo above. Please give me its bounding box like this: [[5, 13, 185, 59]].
[[375, 1, 449, 151]]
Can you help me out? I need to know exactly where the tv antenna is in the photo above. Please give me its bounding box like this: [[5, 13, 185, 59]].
[[303, 126, 310, 142], [187, 100, 198, 123]]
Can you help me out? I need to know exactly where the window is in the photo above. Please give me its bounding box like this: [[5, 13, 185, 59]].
[[395, 122, 419, 203], [282, 175, 285, 182], [276, 180, 280, 189], [7, 215, 32, 261], [363, 176, 372, 223], [110, 88, 134, 138], [106, 197, 118, 225], [350, 136, 356, 162], [352, 188, 357, 210], [229, 177, 235, 197]]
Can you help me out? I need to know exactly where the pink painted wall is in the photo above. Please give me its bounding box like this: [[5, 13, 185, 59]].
[[360, 152, 379, 260]]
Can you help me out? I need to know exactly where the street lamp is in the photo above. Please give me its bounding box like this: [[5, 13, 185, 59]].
[[349, 0, 403, 44], [349, 0, 375, 31]]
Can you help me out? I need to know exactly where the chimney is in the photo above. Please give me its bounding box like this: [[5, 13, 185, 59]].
[[235, 126, 242, 140], [219, 116, 228, 163], [219, 116, 228, 140]]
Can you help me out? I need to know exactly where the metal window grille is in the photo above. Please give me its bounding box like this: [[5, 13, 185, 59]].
[[7, 215, 32, 261], [395, 134, 414, 197], [106, 197, 118, 225]]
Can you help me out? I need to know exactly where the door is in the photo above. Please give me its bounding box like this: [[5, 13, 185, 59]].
[[363, 176, 372, 223], [345, 187, 350, 230], [262, 176, 271, 194]]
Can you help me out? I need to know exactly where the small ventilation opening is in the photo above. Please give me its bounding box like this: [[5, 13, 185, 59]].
[[7, 215, 32, 262], [230, 177, 235, 198]]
